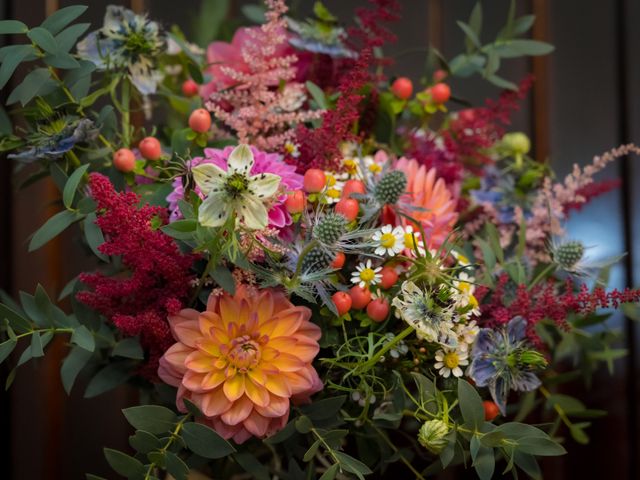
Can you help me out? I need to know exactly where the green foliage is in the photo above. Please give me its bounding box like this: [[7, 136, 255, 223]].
[[438, 0, 554, 89]]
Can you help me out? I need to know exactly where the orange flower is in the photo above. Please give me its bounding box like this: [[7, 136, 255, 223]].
[[158, 286, 322, 444], [394, 158, 458, 248]]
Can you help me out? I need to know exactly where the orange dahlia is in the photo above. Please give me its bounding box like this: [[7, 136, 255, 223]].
[[158, 286, 322, 444], [394, 158, 458, 248]]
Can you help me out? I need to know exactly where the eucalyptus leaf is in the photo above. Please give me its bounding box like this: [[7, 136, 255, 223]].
[[71, 324, 95, 352], [0, 45, 38, 90], [458, 379, 484, 429], [112, 337, 144, 359], [41, 5, 88, 35], [27, 27, 59, 54], [122, 405, 178, 434], [0, 337, 17, 363], [182, 422, 236, 459], [0, 20, 28, 35], [103, 448, 145, 478], [55, 22, 90, 52], [60, 345, 93, 394], [6, 68, 57, 106], [63, 164, 89, 208], [83, 213, 108, 261], [165, 452, 189, 480], [29, 210, 81, 252], [84, 363, 130, 398]]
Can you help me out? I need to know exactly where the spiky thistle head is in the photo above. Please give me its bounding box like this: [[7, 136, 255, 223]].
[[301, 247, 333, 273], [374, 170, 407, 205], [313, 212, 347, 246], [552, 240, 585, 270]]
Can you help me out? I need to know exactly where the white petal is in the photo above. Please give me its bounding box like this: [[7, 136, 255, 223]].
[[227, 144, 254, 175], [192, 163, 226, 195], [249, 172, 281, 199], [238, 193, 268, 230], [198, 193, 231, 227]]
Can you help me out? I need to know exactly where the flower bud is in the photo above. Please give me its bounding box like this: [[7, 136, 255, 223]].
[[313, 212, 347, 246], [553, 240, 585, 270], [502, 132, 531, 156], [374, 170, 407, 205], [418, 419, 450, 454]]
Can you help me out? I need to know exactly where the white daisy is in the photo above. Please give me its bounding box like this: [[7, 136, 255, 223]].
[[372, 224, 405, 256], [192, 144, 281, 230], [323, 172, 346, 204], [451, 272, 476, 307], [434, 347, 469, 378], [401, 225, 426, 256], [454, 321, 479, 352], [351, 259, 382, 288]]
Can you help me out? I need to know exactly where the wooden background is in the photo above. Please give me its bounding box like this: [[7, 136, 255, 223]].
[[1, 0, 639, 478]]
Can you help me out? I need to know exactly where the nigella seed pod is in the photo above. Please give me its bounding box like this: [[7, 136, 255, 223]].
[[418, 419, 450, 454], [313, 212, 347, 245], [374, 170, 407, 205], [553, 240, 585, 270]]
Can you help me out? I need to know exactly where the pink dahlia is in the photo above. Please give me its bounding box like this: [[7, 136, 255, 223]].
[[167, 146, 302, 228], [158, 286, 323, 443], [394, 157, 458, 249]]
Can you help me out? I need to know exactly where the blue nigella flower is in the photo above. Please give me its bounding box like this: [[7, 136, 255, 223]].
[[8, 119, 98, 163], [468, 316, 547, 415], [77, 5, 164, 95]]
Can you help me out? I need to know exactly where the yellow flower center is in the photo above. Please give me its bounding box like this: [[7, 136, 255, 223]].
[[459, 282, 471, 294], [404, 232, 418, 249], [380, 232, 397, 248], [457, 253, 469, 264], [326, 174, 337, 187], [443, 352, 460, 369], [344, 159, 357, 174], [359, 268, 376, 283], [469, 294, 479, 308], [368, 163, 382, 174], [326, 188, 341, 199], [284, 142, 296, 154]]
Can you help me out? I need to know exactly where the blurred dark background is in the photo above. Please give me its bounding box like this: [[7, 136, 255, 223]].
[[1, 0, 639, 478]]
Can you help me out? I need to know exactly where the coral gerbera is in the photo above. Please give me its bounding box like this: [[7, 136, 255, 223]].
[[394, 158, 458, 249], [158, 286, 323, 444]]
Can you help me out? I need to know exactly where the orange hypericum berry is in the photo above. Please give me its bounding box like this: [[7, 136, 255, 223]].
[[113, 148, 136, 172]]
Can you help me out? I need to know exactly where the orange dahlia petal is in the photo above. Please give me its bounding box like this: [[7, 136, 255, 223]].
[[282, 370, 314, 395], [221, 395, 254, 426], [242, 410, 270, 437], [201, 370, 226, 390], [171, 314, 202, 347], [260, 312, 302, 338], [269, 351, 306, 372], [288, 337, 320, 363], [255, 394, 289, 418], [198, 311, 222, 337], [163, 343, 192, 372], [197, 338, 221, 356], [267, 336, 299, 352], [255, 290, 274, 324], [264, 374, 292, 397], [183, 371, 209, 392], [219, 296, 240, 328], [223, 373, 246, 402], [244, 378, 271, 407], [247, 368, 267, 386], [185, 350, 215, 373], [195, 388, 231, 417]]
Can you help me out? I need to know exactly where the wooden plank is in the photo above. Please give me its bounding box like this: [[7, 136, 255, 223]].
[[531, 0, 550, 161]]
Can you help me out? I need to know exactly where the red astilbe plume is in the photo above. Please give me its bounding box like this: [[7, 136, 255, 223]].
[[293, 0, 399, 171], [77, 173, 196, 379], [475, 274, 640, 348]]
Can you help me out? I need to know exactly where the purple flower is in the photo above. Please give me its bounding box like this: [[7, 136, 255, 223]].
[[167, 146, 302, 228], [469, 317, 546, 415]]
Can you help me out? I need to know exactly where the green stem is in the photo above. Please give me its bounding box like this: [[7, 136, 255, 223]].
[[357, 326, 414, 372], [121, 77, 131, 147], [310, 427, 340, 464], [144, 414, 192, 480], [14, 327, 74, 340], [528, 264, 556, 291], [369, 422, 426, 480], [540, 386, 573, 430], [189, 254, 216, 305]]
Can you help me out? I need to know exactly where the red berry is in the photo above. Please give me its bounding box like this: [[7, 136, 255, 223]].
[[391, 77, 413, 100], [349, 286, 372, 310], [483, 401, 500, 421], [342, 179, 366, 199], [430, 83, 451, 104], [380, 266, 399, 290], [458, 109, 476, 123], [113, 148, 136, 173], [181, 79, 199, 97], [138, 136, 162, 161], [188, 108, 211, 133], [331, 252, 346, 269], [335, 198, 359, 221], [284, 190, 306, 214], [332, 291, 352, 316], [433, 69, 448, 82], [303, 169, 326, 193], [366, 298, 390, 322]]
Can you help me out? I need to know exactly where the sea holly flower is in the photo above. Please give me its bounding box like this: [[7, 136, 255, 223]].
[[77, 5, 164, 94], [372, 224, 405, 256], [158, 286, 323, 444], [192, 144, 282, 230], [434, 346, 468, 378], [468, 316, 548, 415], [351, 259, 382, 288]]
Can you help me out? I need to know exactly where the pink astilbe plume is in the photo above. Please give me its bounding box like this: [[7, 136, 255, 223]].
[[205, 0, 321, 150], [524, 143, 640, 262], [77, 173, 196, 379]]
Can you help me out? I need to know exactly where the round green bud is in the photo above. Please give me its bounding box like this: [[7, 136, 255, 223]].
[[502, 132, 531, 155], [313, 212, 347, 246], [553, 240, 585, 270], [418, 419, 450, 454]]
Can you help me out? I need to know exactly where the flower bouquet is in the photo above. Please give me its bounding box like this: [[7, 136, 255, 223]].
[[1, 1, 639, 479]]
